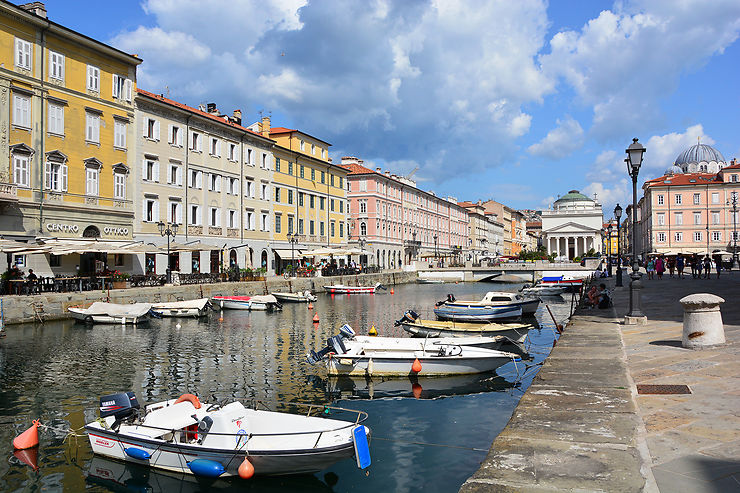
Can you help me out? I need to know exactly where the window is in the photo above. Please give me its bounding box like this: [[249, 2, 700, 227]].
[[45, 161, 67, 192], [360, 222, 367, 236], [288, 161, 293, 175], [288, 189, 293, 205], [209, 207, 221, 227], [330, 174, 335, 187], [300, 165, 305, 178], [320, 197, 325, 210], [287, 216, 294, 234], [674, 212, 682, 225], [339, 177, 343, 189], [712, 231, 722, 241], [340, 201, 344, 213], [694, 212, 701, 225], [86, 65, 100, 92], [229, 177, 240, 195], [309, 195, 315, 208], [330, 221, 335, 237], [168, 164, 182, 186], [189, 170, 203, 189], [86, 112, 100, 143], [275, 214, 282, 233], [693, 193, 700, 205], [210, 137, 220, 156], [45, 101, 64, 135], [298, 218, 304, 235], [262, 153, 267, 169], [732, 175, 738, 183], [190, 132, 202, 151], [261, 213, 269, 231], [675, 194, 682, 205], [13, 94, 30, 128], [309, 220, 315, 235], [275, 187, 281, 203], [144, 159, 159, 182], [169, 201, 182, 224], [144, 118, 159, 140], [12, 153, 29, 187], [50, 254, 61, 267], [228, 209, 237, 229], [657, 195, 664, 205], [190, 205, 201, 225], [321, 171, 325, 184], [86, 166, 99, 196], [339, 222, 344, 237], [311, 168, 315, 181], [674, 232, 683, 242], [49, 50, 64, 80], [311, 143, 315, 155], [320, 222, 325, 236], [245, 210, 255, 230], [322, 149, 327, 160], [694, 231, 702, 242], [112, 74, 131, 101], [298, 192, 304, 207], [111, 119, 126, 148], [144, 198, 159, 222], [15, 38, 32, 70], [261, 183, 268, 200], [712, 212, 720, 224], [246, 149, 253, 165], [711, 192, 720, 204], [656, 232, 665, 242], [208, 174, 221, 192], [228, 143, 237, 161], [14, 255, 26, 268], [245, 180, 254, 198], [275, 158, 281, 173], [360, 200, 367, 213], [300, 139, 305, 151], [114, 170, 126, 199], [169, 125, 182, 146], [330, 199, 335, 211]]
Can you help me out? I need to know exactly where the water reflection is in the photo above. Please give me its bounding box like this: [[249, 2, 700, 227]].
[[0, 282, 572, 493]]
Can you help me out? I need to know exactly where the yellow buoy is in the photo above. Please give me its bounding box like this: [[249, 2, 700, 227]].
[[369, 325, 377, 336]]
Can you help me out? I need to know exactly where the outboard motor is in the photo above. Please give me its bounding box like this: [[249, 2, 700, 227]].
[[307, 333, 349, 364], [435, 294, 455, 307], [339, 324, 356, 339], [100, 392, 140, 425], [394, 310, 419, 326], [197, 416, 214, 444]]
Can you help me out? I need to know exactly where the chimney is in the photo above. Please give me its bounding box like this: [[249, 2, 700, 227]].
[[232, 109, 242, 125], [385, 170, 390, 177], [206, 102, 218, 114], [19, 2, 46, 18], [260, 115, 271, 137], [376, 167, 382, 173]]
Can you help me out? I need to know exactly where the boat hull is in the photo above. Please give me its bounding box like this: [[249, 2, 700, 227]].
[[433, 304, 522, 322], [68, 308, 149, 325], [521, 286, 566, 296], [323, 285, 378, 294], [325, 352, 513, 376], [272, 292, 317, 303], [402, 322, 530, 341]]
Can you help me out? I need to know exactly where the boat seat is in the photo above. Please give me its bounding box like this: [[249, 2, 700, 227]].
[[141, 401, 199, 435]]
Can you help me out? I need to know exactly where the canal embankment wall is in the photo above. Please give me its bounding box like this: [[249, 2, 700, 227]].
[[0, 271, 417, 325], [460, 293, 650, 492]]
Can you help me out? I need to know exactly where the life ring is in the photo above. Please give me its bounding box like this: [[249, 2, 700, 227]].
[[174, 393, 202, 409]]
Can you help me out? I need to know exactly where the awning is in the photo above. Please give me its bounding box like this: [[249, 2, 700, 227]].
[[274, 249, 303, 260]]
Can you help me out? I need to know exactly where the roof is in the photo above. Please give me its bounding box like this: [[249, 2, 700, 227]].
[[644, 172, 721, 187], [136, 89, 272, 142], [269, 127, 331, 146], [675, 143, 726, 166], [554, 190, 591, 203], [340, 162, 377, 175]]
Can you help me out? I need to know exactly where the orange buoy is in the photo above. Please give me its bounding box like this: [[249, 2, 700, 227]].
[[174, 393, 202, 409], [238, 457, 255, 479], [13, 419, 40, 450], [308, 303, 313, 310], [13, 446, 39, 471], [412, 383, 423, 399], [218, 311, 224, 322], [411, 358, 422, 373], [312, 312, 320, 323]]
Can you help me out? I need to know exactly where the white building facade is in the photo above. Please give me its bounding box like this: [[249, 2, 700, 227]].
[[541, 190, 603, 260]]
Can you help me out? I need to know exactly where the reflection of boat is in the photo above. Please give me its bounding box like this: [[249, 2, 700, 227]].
[[211, 295, 282, 311], [519, 284, 566, 296], [151, 298, 210, 317], [85, 392, 370, 477], [307, 325, 520, 376], [322, 283, 385, 294], [68, 302, 152, 325], [416, 279, 445, 284], [396, 310, 533, 341], [433, 292, 539, 322], [319, 373, 518, 400], [271, 291, 317, 303]]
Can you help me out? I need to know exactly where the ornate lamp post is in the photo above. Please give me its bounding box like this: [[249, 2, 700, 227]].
[[359, 236, 366, 267], [728, 192, 739, 269], [607, 223, 613, 277], [288, 232, 298, 276], [433, 234, 438, 260], [157, 221, 178, 284], [625, 138, 646, 321], [614, 203, 623, 286]]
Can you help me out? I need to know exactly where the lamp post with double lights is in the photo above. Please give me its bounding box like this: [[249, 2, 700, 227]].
[[607, 223, 613, 277], [614, 203, 623, 286], [728, 192, 740, 269], [359, 236, 366, 268], [157, 221, 178, 284], [433, 234, 438, 261], [625, 138, 646, 321]]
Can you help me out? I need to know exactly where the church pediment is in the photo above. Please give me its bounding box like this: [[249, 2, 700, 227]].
[[543, 221, 600, 234]]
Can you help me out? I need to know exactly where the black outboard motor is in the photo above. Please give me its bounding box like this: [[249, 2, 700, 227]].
[[394, 310, 420, 326], [435, 294, 455, 307], [100, 392, 140, 427], [307, 334, 349, 364]]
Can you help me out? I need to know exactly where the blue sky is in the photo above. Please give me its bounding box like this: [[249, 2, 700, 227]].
[[47, 0, 740, 218]]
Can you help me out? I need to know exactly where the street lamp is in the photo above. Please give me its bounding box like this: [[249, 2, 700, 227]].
[[728, 192, 739, 269], [157, 221, 178, 284], [607, 223, 613, 277], [288, 232, 298, 277], [359, 236, 366, 267], [433, 234, 438, 260], [625, 138, 646, 321], [614, 203, 623, 286]]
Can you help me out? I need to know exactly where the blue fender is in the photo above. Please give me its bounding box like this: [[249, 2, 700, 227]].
[[124, 447, 151, 460], [188, 459, 226, 478]]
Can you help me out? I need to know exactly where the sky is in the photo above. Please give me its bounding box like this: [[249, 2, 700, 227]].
[[45, 0, 740, 218]]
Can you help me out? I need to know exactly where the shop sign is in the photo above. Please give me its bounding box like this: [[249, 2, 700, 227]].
[[46, 223, 79, 233], [103, 227, 129, 236]]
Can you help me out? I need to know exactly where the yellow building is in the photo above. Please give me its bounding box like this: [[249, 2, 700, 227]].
[[253, 117, 348, 271], [0, 1, 140, 273]]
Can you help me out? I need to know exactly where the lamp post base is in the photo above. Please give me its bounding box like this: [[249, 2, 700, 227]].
[[624, 315, 648, 325], [626, 270, 646, 321], [733, 259, 739, 270]]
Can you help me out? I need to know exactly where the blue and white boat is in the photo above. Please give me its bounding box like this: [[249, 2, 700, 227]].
[[433, 291, 539, 322]]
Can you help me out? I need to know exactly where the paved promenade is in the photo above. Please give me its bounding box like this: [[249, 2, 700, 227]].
[[461, 270, 739, 492]]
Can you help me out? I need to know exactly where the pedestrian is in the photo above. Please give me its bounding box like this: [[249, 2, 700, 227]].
[[703, 255, 711, 279], [676, 253, 685, 279], [668, 257, 675, 278], [646, 256, 655, 279], [655, 256, 665, 279]]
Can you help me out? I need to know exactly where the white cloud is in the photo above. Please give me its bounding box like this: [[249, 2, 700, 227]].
[[527, 116, 584, 159], [644, 124, 713, 175]]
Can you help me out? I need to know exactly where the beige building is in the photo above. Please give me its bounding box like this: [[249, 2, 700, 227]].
[[133, 90, 275, 275]]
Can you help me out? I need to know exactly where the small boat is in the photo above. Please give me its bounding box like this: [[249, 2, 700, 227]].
[[69, 302, 152, 325], [349, 334, 526, 354], [307, 324, 521, 376], [323, 283, 385, 294], [433, 291, 539, 322], [395, 310, 533, 341], [540, 275, 584, 291], [85, 392, 371, 477], [151, 298, 211, 317], [212, 295, 282, 311], [271, 291, 317, 303], [416, 278, 445, 284], [519, 284, 566, 296]]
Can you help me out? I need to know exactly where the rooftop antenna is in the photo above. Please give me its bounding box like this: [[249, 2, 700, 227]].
[[165, 85, 170, 97]]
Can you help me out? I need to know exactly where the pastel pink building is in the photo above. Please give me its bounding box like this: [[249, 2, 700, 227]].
[[341, 157, 469, 268]]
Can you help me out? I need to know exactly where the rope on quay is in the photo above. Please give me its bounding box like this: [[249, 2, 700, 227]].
[[371, 435, 489, 453]]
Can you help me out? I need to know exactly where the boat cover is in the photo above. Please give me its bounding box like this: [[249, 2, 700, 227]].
[[139, 401, 199, 436], [152, 298, 209, 310], [82, 302, 152, 317]]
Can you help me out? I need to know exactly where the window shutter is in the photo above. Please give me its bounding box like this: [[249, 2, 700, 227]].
[[216, 140, 221, 157], [177, 128, 183, 147], [153, 200, 160, 222], [61, 164, 68, 192], [112, 74, 118, 98], [154, 162, 160, 182], [168, 125, 173, 144], [143, 199, 148, 220], [176, 203, 183, 224], [216, 176, 221, 192], [143, 118, 148, 137], [15, 39, 21, 67], [23, 42, 30, 68], [125, 78, 132, 101], [154, 120, 160, 141]]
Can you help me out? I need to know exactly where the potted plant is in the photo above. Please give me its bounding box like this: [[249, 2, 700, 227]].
[[111, 270, 130, 289]]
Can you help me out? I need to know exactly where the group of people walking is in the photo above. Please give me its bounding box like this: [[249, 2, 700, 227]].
[[645, 253, 724, 279]]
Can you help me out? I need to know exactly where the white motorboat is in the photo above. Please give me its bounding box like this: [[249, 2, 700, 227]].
[[308, 325, 521, 376], [519, 284, 566, 296], [271, 291, 317, 303], [433, 291, 539, 322], [212, 295, 282, 311], [323, 283, 385, 294], [151, 298, 210, 317], [85, 392, 371, 477], [68, 302, 152, 325], [416, 279, 445, 284]]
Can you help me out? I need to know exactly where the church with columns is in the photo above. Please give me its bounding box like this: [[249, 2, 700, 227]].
[[541, 190, 604, 260]]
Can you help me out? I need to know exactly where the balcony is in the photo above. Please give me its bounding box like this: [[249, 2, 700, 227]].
[[208, 227, 223, 236], [226, 228, 239, 238], [188, 225, 203, 235], [0, 183, 18, 202]]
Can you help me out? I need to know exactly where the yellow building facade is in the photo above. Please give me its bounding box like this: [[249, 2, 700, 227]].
[[0, 1, 140, 266]]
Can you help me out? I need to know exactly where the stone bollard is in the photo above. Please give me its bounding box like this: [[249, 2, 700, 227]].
[[680, 293, 726, 349]]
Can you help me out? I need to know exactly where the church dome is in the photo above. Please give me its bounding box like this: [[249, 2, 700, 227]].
[[665, 165, 684, 176], [554, 190, 591, 203], [674, 143, 726, 173]]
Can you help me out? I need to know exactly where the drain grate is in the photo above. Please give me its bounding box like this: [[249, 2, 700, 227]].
[[637, 384, 691, 395]]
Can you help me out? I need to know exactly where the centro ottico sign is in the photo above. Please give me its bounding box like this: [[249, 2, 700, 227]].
[[45, 223, 130, 236]]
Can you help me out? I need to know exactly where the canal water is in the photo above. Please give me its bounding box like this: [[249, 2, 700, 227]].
[[0, 282, 573, 492]]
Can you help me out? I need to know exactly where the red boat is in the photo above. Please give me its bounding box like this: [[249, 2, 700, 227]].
[[539, 276, 584, 291], [322, 283, 385, 294]]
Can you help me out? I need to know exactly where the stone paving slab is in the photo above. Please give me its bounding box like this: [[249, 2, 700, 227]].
[[521, 385, 635, 412]]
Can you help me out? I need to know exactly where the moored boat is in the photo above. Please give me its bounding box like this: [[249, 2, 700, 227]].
[[68, 302, 152, 325], [151, 298, 210, 317], [85, 392, 370, 477], [271, 291, 317, 303], [395, 310, 533, 341], [322, 283, 385, 294], [416, 278, 445, 284], [539, 275, 584, 291], [212, 295, 282, 311], [433, 291, 539, 322], [519, 284, 566, 296]]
